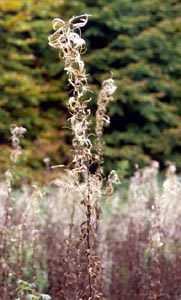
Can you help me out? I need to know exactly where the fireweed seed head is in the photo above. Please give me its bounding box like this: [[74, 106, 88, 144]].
[[95, 77, 117, 161], [48, 14, 89, 56], [96, 78, 117, 134], [101, 78, 117, 97], [10, 125, 27, 163]]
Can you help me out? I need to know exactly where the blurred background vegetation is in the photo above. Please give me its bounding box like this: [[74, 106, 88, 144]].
[[0, 0, 180, 181]]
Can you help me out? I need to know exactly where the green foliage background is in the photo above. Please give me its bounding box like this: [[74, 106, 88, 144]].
[[0, 0, 180, 179]]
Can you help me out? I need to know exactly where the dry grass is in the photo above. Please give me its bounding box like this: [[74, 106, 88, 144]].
[[0, 161, 181, 299]]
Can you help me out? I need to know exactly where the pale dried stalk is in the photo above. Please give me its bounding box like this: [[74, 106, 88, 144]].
[[95, 78, 117, 160], [0, 125, 26, 299], [49, 14, 103, 299]]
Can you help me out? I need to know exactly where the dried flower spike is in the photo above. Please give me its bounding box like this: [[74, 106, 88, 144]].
[[48, 14, 90, 98], [96, 78, 117, 143], [10, 125, 26, 163], [49, 14, 92, 176]]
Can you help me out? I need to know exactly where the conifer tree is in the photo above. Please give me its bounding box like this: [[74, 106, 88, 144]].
[[0, 0, 180, 176]]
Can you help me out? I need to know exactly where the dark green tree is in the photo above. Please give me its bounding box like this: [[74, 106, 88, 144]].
[[0, 0, 70, 177], [62, 0, 181, 174], [0, 0, 180, 178]]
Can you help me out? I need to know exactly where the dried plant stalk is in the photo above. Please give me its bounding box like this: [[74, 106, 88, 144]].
[[49, 14, 104, 299], [0, 125, 26, 299]]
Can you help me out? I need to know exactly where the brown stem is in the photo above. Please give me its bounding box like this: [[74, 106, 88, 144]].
[[86, 202, 92, 298]]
